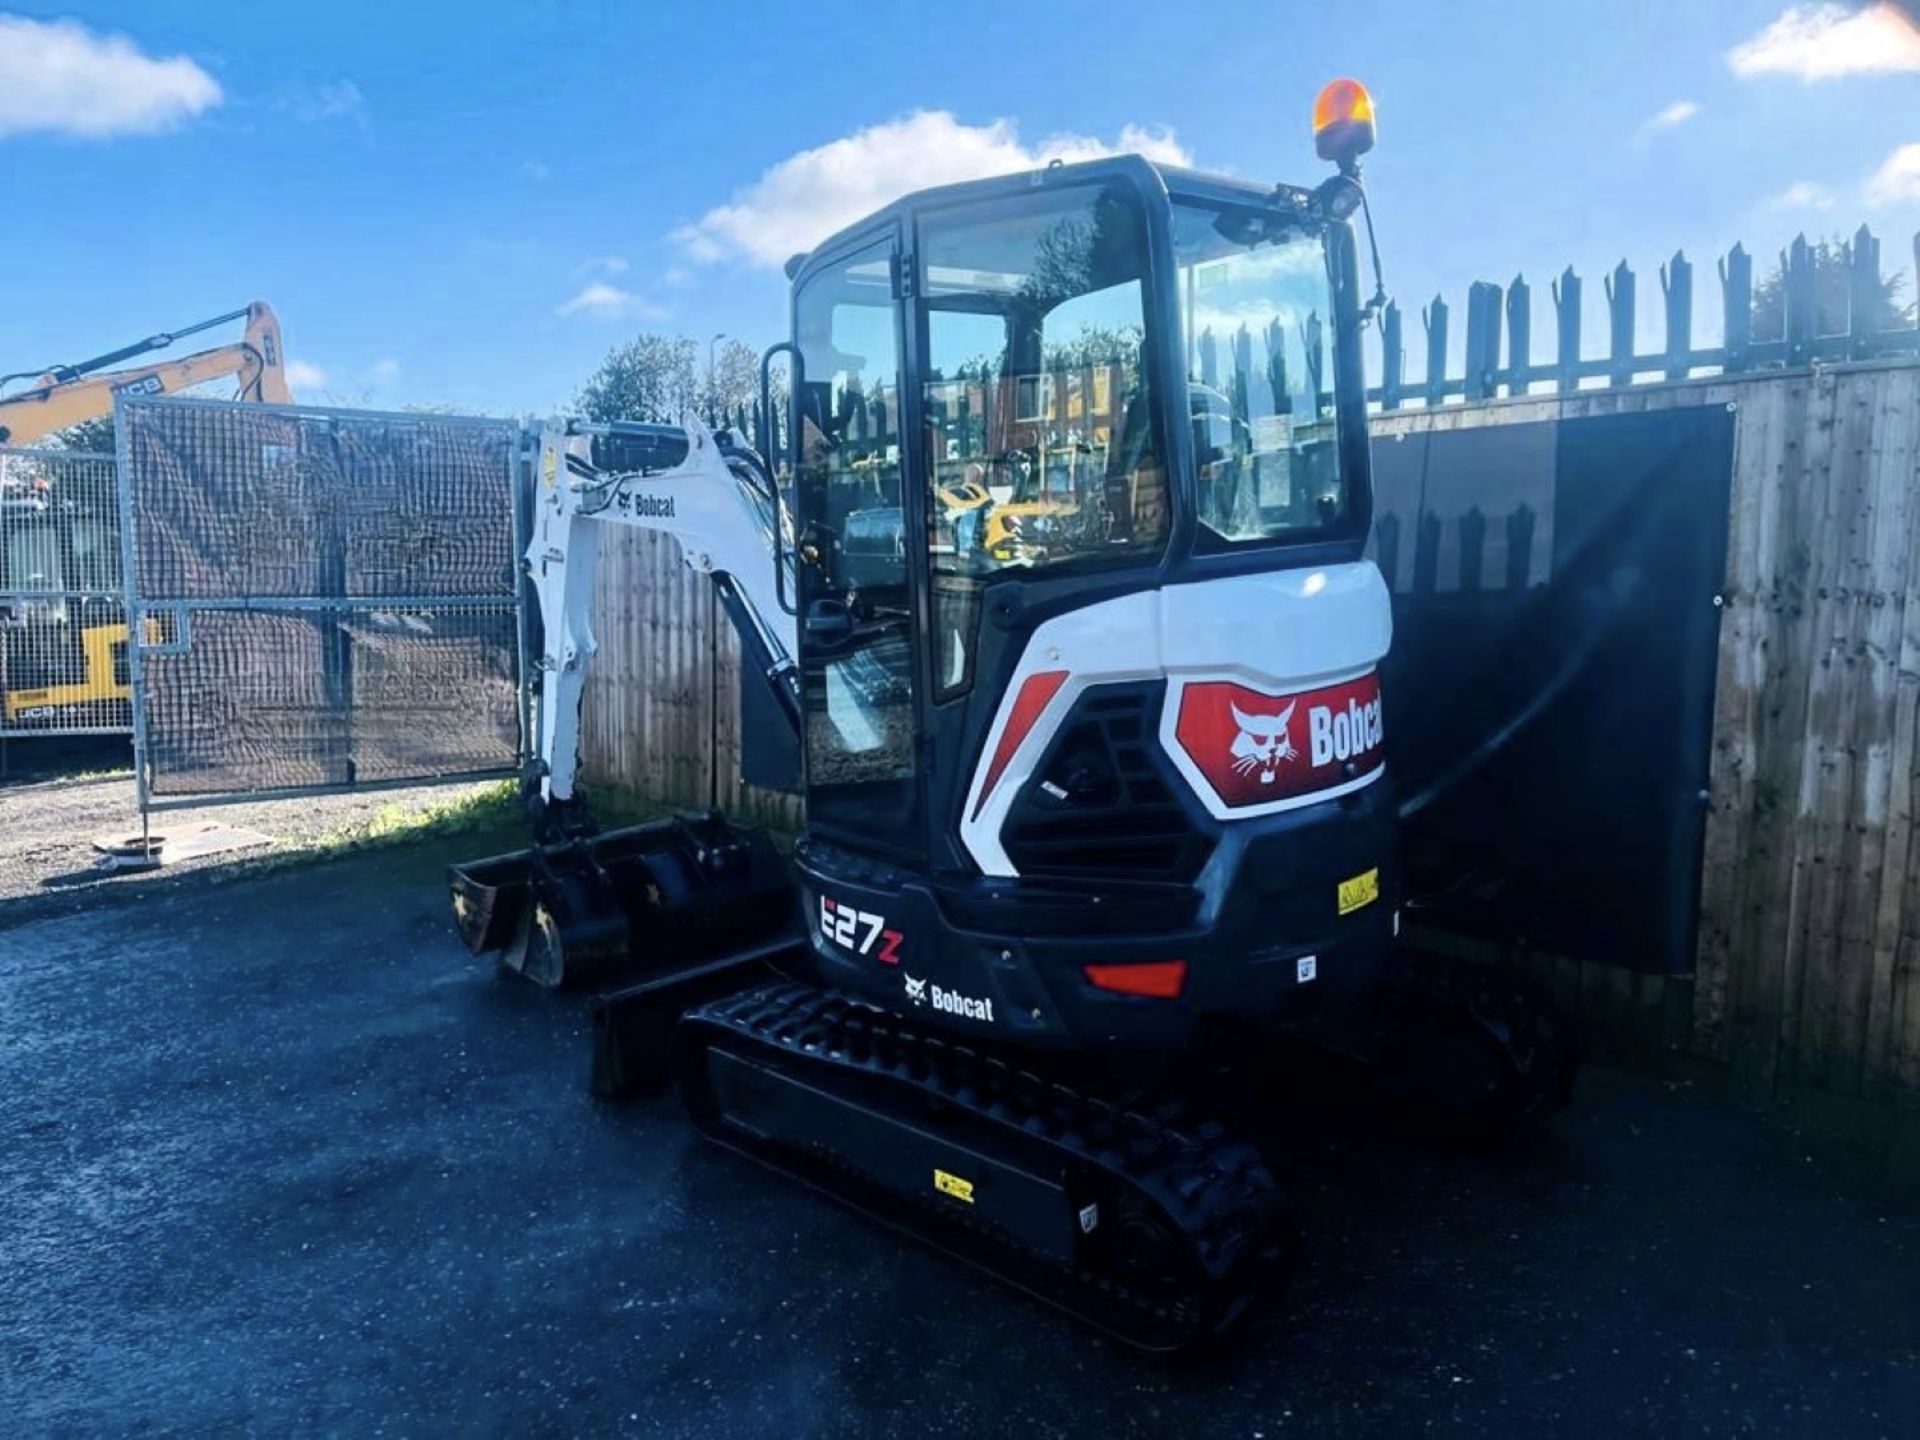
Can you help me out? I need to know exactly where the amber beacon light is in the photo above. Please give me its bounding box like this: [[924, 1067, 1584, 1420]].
[[1313, 78, 1376, 172]]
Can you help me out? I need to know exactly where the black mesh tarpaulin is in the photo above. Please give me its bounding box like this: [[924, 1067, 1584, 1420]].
[[1370, 405, 1736, 975], [118, 399, 523, 799]]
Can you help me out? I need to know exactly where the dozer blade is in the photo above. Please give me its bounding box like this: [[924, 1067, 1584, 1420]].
[[590, 932, 808, 1096], [448, 813, 798, 994]]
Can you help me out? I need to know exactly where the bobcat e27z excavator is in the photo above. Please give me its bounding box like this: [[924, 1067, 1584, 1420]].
[[451, 81, 1571, 1351]]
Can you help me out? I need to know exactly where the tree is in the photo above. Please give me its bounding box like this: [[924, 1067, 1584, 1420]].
[[1752, 235, 1914, 340], [700, 338, 762, 427], [575, 334, 699, 423], [49, 414, 118, 454]]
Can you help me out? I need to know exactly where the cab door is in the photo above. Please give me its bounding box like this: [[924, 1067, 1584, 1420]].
[[791, 230, 924, 859]]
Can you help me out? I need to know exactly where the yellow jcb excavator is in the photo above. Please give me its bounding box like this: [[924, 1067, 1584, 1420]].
[[0, 302, 293, 727]]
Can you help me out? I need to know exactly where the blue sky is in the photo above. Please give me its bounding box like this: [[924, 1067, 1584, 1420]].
[[2, 1, 1916, 417]]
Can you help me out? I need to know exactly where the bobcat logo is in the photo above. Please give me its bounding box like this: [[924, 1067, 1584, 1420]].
[[1230, 700, 1298, 785], [904, 974, 928, 1005]]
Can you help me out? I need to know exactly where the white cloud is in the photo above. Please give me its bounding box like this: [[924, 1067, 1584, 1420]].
[[272, 79, 365, 124], [663, 265, 693, 289], [313, 80, 362, 119], [1769, 179, 1839, 209], [285, 359, 328, 390], [580, 255, 629, 276], [522, 159, 551, 183], [673, 110, 1192, 268], [1639, 100, 1702, 137], [1729, 3, 1920, 79], [0, 14, 221, 140], [558, 282, 631, 317], [368, 357, 400, 383], [556, 282, 664, 320], [1865, 141, 1920, 204]]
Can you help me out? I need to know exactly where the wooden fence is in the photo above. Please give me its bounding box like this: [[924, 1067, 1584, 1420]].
[[1372, 226, 1917, 408], [577, 525, 802, 834], [582, 224, 1920, 1106], [1376, 358, 1920, 1105]]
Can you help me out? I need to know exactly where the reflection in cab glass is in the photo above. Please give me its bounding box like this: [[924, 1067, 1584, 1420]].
[[918, 182, 1166, 697], [1171, 201, 1348, 551], [794, 236, 918, 823]]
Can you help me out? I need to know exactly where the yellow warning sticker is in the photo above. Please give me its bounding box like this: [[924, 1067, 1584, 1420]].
[[1337, 867, 1381, 916], [541, 446, 558, 488], [933, 1168, 975, 1204]]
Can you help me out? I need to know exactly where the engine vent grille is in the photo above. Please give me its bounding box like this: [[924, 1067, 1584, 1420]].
[[1000, 686, 1213, 883]]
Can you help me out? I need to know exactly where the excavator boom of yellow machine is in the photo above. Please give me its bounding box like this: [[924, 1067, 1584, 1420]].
[[0, 301, 291, 445]]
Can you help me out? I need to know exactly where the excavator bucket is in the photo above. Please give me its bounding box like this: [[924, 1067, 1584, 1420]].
[[448, 812, 798, 995]]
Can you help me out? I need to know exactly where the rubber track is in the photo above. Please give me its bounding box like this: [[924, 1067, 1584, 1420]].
[[674, 981, 1288, 1354]]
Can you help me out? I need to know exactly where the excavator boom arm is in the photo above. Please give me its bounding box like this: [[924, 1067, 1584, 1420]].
[[525, 416, 798, 807], [0, 301, 289, 445]]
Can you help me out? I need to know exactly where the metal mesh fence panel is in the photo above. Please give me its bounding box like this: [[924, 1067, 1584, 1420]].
[[0, 446, 130, 734], [118, 398, 524, 802]]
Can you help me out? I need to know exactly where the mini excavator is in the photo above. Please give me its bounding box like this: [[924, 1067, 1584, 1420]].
[[451, 82, 1572, 1351]]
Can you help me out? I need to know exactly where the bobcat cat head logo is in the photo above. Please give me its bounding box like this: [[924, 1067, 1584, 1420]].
[[1230, 700, 1297, 785], [903, 974, 928, 1004]]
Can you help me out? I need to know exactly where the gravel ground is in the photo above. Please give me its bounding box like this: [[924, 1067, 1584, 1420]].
[[1, 830, 1915, 1436], [0, 748, 500, 926]]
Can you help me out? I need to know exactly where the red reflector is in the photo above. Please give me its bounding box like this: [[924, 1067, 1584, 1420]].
[[1083, 959, 1187, 999]]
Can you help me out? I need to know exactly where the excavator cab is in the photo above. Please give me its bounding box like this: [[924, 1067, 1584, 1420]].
[[779, 152, 1393, 1050]]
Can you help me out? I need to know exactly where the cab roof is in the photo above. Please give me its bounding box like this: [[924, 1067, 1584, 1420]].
[[787, 154, 1321, 284]]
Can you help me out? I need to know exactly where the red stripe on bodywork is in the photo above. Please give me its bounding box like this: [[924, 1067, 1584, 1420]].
[[971, 669, 1068, 820]]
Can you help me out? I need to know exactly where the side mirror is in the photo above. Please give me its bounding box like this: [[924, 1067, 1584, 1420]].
[[804, 596, 856, 651]]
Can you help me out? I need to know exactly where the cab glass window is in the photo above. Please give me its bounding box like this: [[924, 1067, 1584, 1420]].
[[1171, 200, 1348, 550], [792, 237, 920, 822], [919, 182, 1166, 697]]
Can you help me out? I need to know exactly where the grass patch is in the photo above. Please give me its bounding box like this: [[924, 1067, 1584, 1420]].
[[302, 779, 520, 857]]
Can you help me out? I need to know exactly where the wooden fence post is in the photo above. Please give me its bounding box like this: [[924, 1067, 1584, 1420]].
[[1506, 274, 1531, 397], [1606, 259, 1636, 387], [1784, 234, 1815, 366], [1721, 243, 1753, 374], [1422, 295, 1449, 407], [1553, 266, 1581, 393], [1849, 224, 1881, 360], [1380, 301, 1403, 411], [1464, 281, 1502, 401], [1662, 250, 1693, 381]]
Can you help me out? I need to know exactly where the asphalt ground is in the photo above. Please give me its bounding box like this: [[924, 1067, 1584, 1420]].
[[1, 828, 1915, 1437]]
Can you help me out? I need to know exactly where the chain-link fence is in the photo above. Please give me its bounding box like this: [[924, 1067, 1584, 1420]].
[[0, 446, 131, 735], [117, 397, 526, 806]]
